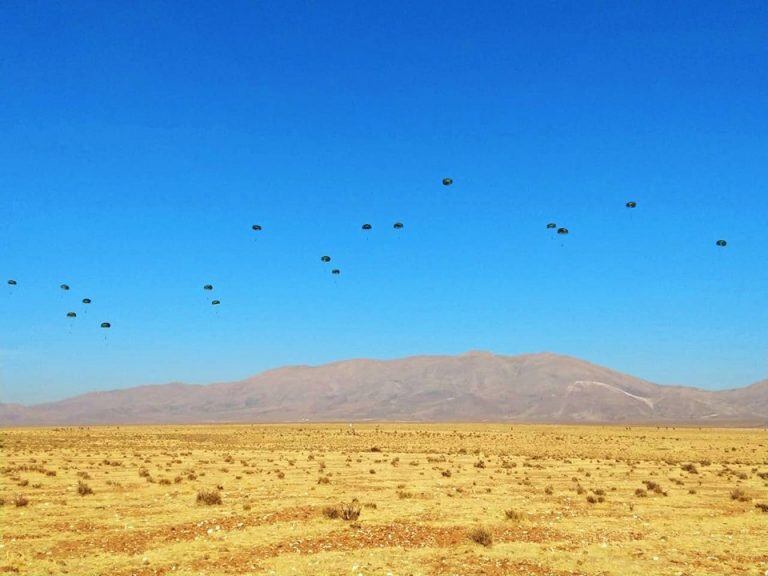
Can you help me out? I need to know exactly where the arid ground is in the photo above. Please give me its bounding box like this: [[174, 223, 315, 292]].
[[1, 424, 766, 576]]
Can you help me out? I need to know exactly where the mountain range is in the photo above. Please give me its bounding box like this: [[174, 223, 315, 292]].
[[1, 352, 766, 426]]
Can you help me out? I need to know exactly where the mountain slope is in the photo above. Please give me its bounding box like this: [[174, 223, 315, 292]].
[[1, 352, 765, 425]]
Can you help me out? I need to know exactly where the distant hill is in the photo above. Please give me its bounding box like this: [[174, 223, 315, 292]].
[[1, 352, 766, 425]]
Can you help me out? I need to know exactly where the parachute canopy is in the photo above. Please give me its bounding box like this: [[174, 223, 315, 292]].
[[361, 223, 372, 230], [60, 284, 70, 291], [203, 284, 213, 291], [7, 279, 17, 286], [716, 239, 727, 247], [321, 255, 331, 263], [442, 178, 453, 186], [393, 222, 404, 229], [626, 201, 637, 208], [211, 299, 221, 305], [82, 298, 92, 304], [331, 269, 341, 275], [100, 322, 111, 329], [66, 312, 77, 318], [251, 224, 262, 231], [557, 227, 569, 235], [546, 223, 556, 229]]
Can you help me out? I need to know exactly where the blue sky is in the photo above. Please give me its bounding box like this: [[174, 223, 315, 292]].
[[1, 1, 766, 404]]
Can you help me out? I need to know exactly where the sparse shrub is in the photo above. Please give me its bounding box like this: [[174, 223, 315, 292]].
[[369, 468, 376, 474], [276, 471, 285, 479], [586, 495, 598, 504], [77, 471, 91, 480], [544, 485, 553, 495], [196, 489, 222, 505], [473, 460, 486, 469], [77, 480, 93, 496], [138, 468, 150, 478], [755, 503, 768, 513], [158, 478, 171, 485], [468, 527, 493, 547], [397, 490, 413, 499], [340, 500, 361, 521], [13, 494, 29, 507], [504, 509, 523, 521], [317, 476, 330, 484], [688, 488, 697, 494], [730, 488, 750, 502], [681, 463, 698, 474], [18, 479, 29, 487], [370, 447, 381, 452], [322, 505, 340, 519], [441, 469, 452, 477], [323, 500, 361, 521]]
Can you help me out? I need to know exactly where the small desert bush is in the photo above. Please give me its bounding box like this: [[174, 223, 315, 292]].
[[681, 463, 698, 474], [317, 476, 330, 485], [14, 494, 29, 507], [468, 527, 493, 547], [322, 505, 340, 519], [196, 489, 222, 505], [323, 500, 361, 521], [755, 502, 768, 513], [77, 481, 93, 496], [504, 508, 523, 521], [730, 488, 750, 502], [544, 485, 554, 495]]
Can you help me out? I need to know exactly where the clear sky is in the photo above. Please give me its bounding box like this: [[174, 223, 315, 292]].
[[1, 1, 766, 404]]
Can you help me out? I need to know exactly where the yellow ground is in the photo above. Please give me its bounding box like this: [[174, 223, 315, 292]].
[[1, 424, 766, 576]]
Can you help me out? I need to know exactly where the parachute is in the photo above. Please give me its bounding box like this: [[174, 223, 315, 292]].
[[716, 239, 727, 247], [211, 299, 221, 305], [546, 223, 556, 229], [100, 322, 111, 329], [361, 224, 372, 230], [626, 201, 637, 208], [82, 298, 92, 304], [393, 222, 404, 229], [203, 284, 213, 291], [442, 178, 453, 186], [60, 284, 70, 291], [557, 227, 569, 235], [331, 269, 341, 275], [66, 312, 77, 318], [251, 224, 262, 231], [7, 279, 17, 286], [321, 256, 331, 263]]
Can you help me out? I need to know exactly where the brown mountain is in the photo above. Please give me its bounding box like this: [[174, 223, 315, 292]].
[[1, 352, 766, 425]]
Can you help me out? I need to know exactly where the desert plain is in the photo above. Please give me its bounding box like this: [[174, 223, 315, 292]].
[[1, 424, 766, 576]]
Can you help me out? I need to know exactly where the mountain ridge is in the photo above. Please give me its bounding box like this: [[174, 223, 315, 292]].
[[1, 351, 766, 426]]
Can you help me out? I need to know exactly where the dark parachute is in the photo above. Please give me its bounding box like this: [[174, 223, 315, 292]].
[[60, 284, 70, 291], [331, 269, 341, 275], [557, 227, 569, 235], [716, 239, 727, 247], [361, 223, 372, 230], [546, 223, 556, 229], [393, 222, 404, 229], [626, 201, 637, 208], [321, 255, 331, 263], [82, 298, 92, 304], [211, 299, 221, 305], [100, 322, 111, 329], [7, 279, 17, 286], [66, 312, 77, 318], [442, 178, 453, 186], [203, 284, 213, 291], [251, 224, 262, 231]]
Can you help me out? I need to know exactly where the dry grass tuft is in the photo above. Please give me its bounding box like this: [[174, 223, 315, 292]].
[[196, 489, 222, 505], [468, 526, 493, 547]]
